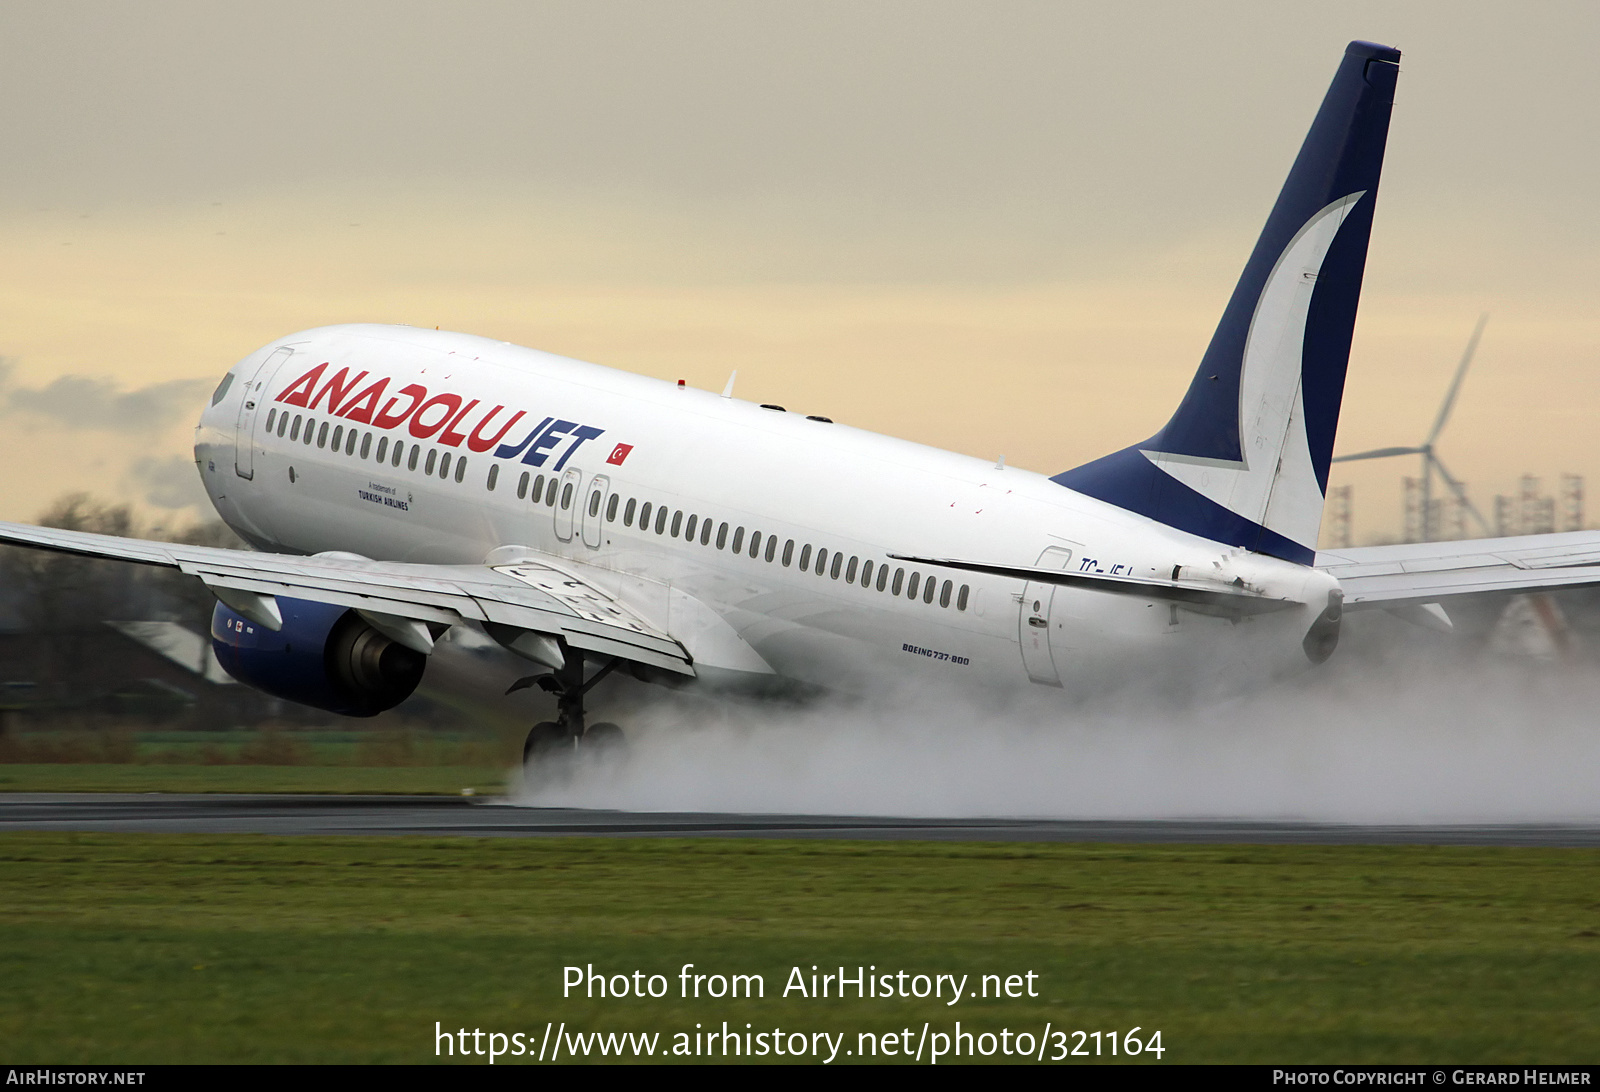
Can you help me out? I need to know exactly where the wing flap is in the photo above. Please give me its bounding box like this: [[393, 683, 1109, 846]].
[[193, 569, 467, 627]]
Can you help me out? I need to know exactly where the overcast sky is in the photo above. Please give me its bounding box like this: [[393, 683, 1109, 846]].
[[0, 1, 1594, 541]]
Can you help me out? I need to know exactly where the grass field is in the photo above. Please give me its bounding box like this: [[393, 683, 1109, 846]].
[[1, 833, 1596, 1064], [0, 763, 506, 795], [0, 725, 514, 794]]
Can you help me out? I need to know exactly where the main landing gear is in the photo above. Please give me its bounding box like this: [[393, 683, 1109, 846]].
[[507, 647, 627, 783]]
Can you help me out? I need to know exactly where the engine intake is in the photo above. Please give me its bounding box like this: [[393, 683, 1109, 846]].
[[211, 597, 426, 716]]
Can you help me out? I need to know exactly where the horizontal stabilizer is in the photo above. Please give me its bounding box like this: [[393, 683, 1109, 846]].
[[1318, 532, 1600, 606]]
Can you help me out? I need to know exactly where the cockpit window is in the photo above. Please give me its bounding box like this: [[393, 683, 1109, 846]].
[[210, 372, 235, 406]]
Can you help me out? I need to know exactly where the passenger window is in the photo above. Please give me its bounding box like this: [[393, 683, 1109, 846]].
[[685, 514, 699, 541], [861, 559, 873, 587], [892, 568, 905, 595], [765, 535, 777, 563], [939, 580, 952, 607], [588, 490, 602, 517], [360, 432, 371, 459], [655, 505, 668, 534], [346, 429, 358, 456], [546, 479, 559, 506], [562, 483, 575, 510], [487, 464, 499, 491], [624, 498, 636, 527], [748, 530, 761, 558], [331, 425, 344, 451], [639, 501, 652, 528], [798, 544, 811, 570], [830, 552, 842, 579], [877, 564, 888, 592], [925, 577, 938, 604], [606, 494, 619, 522], [393, 442, 404, 467], [731, 527, 744, 554], [670, 510, 683, 537], [957, 584, 970, 611], [906, 573, 919, 599], [408, 445, 420, 471], [815, 547, 828, 575], [317, 422, 329, 448], [846, 556, 858, 584], [438, 452, 451, 478], [716, 522, 728, 550], [425, 450, 438, 476], [517, 472, 529, 499], [265, 408, 277, 433], [278, 413, 289, 438], [291, 415, 302, 440], [455, 457, 467, 483], [700, 518, 712, 546], [782, 539, 794, 566]]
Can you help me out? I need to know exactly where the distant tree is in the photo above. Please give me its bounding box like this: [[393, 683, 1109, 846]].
[[0, 495, 250, 703]]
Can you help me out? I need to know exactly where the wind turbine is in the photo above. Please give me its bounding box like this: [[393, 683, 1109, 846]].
[[1331, 314, 1490, 540]]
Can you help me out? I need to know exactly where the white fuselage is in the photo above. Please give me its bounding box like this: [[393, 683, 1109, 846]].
[[194, 324, 1337, 701]]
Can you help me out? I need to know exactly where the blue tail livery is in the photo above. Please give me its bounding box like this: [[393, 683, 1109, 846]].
[[1054, 41, 1401, 565]]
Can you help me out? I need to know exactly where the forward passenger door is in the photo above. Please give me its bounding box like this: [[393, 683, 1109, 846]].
[[233, 347, 293, 480]]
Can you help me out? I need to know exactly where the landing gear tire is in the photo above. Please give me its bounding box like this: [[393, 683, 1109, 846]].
[[512, 649, 625, 790], [522, 720, 574, 788], [581, 722, 627, 763]]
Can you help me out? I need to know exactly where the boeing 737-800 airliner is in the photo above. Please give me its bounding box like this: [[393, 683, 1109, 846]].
[[4, 41, 1599, 769]]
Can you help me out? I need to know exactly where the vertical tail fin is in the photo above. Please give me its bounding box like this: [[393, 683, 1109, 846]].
[[1054, 41, 1400, 565]]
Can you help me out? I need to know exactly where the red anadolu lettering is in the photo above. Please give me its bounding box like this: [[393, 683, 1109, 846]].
[[437, 399, 481, 447], [408, 393, 463, 439], [466, 406, 527, 452], [307, 367, 369, 413], [275, 362, 328, 407], [372, 383, 428, 429], [336, 377, 391, 424]]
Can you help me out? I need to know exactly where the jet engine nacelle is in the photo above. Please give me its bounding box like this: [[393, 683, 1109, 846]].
[[211, 597, 426, 717]]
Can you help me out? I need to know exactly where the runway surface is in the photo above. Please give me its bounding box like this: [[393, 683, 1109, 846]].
[[1, 793, 1598, 845]]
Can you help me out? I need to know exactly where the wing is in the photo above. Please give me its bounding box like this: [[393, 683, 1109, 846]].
[[1316, 531, 1600, 607], [0, 520, 694, 676]]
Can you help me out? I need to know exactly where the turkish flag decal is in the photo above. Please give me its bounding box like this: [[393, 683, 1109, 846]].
[[606, 443, 633, 465]]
